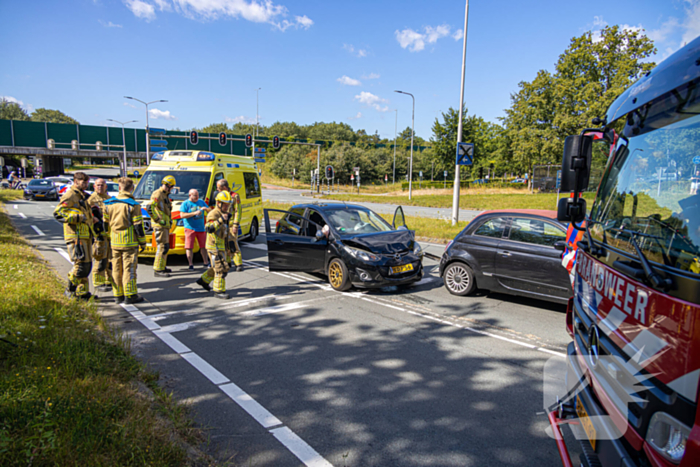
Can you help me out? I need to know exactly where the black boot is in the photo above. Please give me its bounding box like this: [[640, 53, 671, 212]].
[[214, 292, 230, 300], [163, 267, 172, 273], [77, 292, 98, 302], [154, 270, 171, 278], [114, 295, 125, 304], [236, 265, 244, 272], [65, 281, 77, 297], [196, 278, 212, 291], [125, 294, 144, 304]]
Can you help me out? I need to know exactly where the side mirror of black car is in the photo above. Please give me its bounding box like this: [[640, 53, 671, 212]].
[[560, 135, 593, 193], [553, 240, 566, 251], [557, 197, 587, 223]]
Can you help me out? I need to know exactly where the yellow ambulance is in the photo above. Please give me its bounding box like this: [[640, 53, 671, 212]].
[[132, 150, 263, 256]]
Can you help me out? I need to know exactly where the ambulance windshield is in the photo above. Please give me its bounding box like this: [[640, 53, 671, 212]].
[[590, 81, 700, 275], [133, 170, 212, 202]]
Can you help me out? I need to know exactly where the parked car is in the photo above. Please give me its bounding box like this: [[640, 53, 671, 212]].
[[86, 180, 119, 197], [264, 203, 423, 291], [23, 179, 59, 201], [439, 209, 571, 304], [45, 176, 73, 195]]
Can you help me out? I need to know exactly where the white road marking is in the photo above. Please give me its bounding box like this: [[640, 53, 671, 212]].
[[13, 205, 17, 209], [18, 212, 27, 219], [270, 427, 333, 467], [243, 243, 267, 250], [31, 225, 45, 236], [54, 247, 73, 264], [119, 303, 333, 467], [158, 321, 204, 334], [221, 293, 295, 309], [239, 297, 331, 317]]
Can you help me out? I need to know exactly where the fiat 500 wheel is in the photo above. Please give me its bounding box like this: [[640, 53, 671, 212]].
[[443, 262, 475, 296]]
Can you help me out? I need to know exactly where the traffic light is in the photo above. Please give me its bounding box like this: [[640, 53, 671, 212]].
[[190, 131, 198, 145], [325, 165, 334, 179], [272, 136, 280, 149], [245, 134, 253, 148], [219, 132, 227, 146]]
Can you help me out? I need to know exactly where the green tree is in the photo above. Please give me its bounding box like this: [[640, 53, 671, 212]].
[[200, 122, 229, 134], [30, 108, 79, 124], [0, 99, 29, 120]]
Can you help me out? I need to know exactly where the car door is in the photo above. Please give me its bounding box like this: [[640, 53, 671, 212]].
[[460, 216, 508, 276], [494, 217, 571, 299], [264, 209, 327, 272], [392, 206, 407, 229]]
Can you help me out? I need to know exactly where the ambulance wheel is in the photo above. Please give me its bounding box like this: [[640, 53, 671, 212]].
[[328, 258, 351, 292], [248, 218, 258, 242]]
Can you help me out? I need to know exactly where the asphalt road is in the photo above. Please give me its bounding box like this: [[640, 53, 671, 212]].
[[8, 195, 579, 467]]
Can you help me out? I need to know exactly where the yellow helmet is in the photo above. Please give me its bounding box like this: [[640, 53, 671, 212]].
[[162, 175, 176, 187], [216, 191, 232, 204]]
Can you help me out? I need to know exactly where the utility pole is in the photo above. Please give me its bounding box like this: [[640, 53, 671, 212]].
[[452, 0, 470, 226], [393, 109, 398, 185]]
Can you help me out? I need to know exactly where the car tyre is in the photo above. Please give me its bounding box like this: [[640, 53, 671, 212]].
[[247, 217, 258, 242], [443, 262, 475, 296], [328, 258, 351, 292]]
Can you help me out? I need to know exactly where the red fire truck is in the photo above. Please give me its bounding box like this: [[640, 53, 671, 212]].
[[549, 37, 700, 466]]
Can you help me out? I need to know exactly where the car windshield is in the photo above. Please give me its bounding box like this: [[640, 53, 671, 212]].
[[325, 208, 393, 234], [133, 170, 213, 201], [590, 80, 700, 275], [107, 182, 119, 192], [29, 180, 53, 187]]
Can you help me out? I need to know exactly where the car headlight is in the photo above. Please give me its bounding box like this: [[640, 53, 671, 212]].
[[48, 188, 56, 194], [646, 412, 690, 464], [344, 245, 379, 262], [413, 243, 423, 256]]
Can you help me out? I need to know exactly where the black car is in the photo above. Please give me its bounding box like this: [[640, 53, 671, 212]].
[[23, 179, 59, 201], [264, 203, 423, 291], [439, 210, 571, 304]]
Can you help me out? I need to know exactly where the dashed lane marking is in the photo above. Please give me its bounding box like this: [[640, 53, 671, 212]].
[[54, 247, 73, 264], [13, 205, 17, 209], [243, 243, 267, 250], [31, 225, 45, 236], [119, 302, 332, 467], [239, 297, 332, 317], [18, 212, 27, 219]]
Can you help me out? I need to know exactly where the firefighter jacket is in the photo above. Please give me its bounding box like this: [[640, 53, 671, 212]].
[[88, 191, 110, 240], [54, 185, 94, 241], [205, 207, 230, 254], [150, 187, 172, 229], [104, 192, 147, 249]]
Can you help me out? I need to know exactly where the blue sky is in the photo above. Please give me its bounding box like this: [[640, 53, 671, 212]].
[[2, 0, 699, 141]]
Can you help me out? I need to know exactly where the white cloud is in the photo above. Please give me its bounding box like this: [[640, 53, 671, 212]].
[[355, 91, 389, 112], [123, 102, 137, 108], [357, 49, 367, 57], [225, 115, 255, 124], [348, 112, 362, 120], [681, 0, 700, 47], [396, 24, 452, 52], [337, 75, 361, 86], [1, 96, 33, 112], [343, 43, 367, 58], [295, 15, 313, 29], [125, 0, 156, 21], [362, 72, 380, 79], [99, 19, 123, 28], [452, 29, 463, 41], [153, 0, 171, 11], [149, 108, 176, 120]]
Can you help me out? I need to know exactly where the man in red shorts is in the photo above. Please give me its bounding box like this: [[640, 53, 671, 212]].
[[180, 188, 210, 270]]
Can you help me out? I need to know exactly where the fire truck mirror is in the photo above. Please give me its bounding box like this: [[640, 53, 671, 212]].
[[557, 197, 587, 224], [560, 135, 592, 193]]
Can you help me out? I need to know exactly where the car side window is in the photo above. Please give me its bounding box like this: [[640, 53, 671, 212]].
[[306, 210, 326, 238], [473, 217, 507, 238], [508, 218, 565, 247], [277, 208, 308, 236], [209, 173, 224, 206], [243, 172, 261, 198]]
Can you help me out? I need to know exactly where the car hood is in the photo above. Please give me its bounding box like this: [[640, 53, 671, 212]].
[[27, 185, 54, 192], [341, 230, 414, 255]]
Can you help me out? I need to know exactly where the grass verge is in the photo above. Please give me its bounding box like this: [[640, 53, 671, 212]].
[[317, 191, 597, 211], [0, 190, 204, 466], [262, 199, 465, 242]]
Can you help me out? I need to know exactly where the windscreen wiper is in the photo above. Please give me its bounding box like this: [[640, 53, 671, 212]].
[[609, 227, 673, 290]]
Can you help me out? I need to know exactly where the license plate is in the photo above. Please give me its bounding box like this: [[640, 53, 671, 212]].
[[35, 194, 44, 197], [576, 395, 596, 450], [390, 263, 414, 275]]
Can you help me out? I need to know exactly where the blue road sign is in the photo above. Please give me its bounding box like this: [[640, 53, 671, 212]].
[[444, 170, 448, 178], [694, 156, 700, 165], [133, 170, 140, 178], [254, 158, 266, 163], [556, 170, 562, 190], [149, 139, 168, 147], [255, 147, 266, 153], [148, 128, 166, 135], [456, 142, 474, 165]]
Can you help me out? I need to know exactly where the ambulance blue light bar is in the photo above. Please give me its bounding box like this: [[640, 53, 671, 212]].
[[196, 152, 216, 161], [151, 151, 165, 160]]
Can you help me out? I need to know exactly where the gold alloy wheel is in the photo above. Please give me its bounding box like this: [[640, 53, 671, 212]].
[[329, 262, 343, 289]]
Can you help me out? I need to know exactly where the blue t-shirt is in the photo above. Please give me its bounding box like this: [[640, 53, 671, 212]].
[[180, 199, 208, 232]]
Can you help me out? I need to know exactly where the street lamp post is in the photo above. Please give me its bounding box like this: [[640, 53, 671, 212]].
[[255, 88, 262, 137], [107, 119, 137, 178], [393, 109, 398, 185], [395, 91, 415, 200], [124, 96, 168, 166], [452, 0, 470, 225]]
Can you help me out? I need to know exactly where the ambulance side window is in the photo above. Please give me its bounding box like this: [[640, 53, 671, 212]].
[[243, 172, 261, 198], [209, 173, 224, 207]]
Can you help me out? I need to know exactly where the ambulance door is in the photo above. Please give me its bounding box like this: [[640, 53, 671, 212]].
[[229, 171, 250, 233]]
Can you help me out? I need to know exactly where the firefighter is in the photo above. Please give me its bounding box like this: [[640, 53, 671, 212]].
[[88, 178, 113, 291], [53, 172, 95, 300], [196, 191, 233, 300], [150, 175, 175, 277], [215, 179, 243, 271], [104, 177, 147, 304]]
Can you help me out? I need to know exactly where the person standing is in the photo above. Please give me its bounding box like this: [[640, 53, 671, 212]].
[[180, 188, 210, 270], [53, 172, 95, 300], [104, 177, 147, 304], [215, 179, 243, 272], [88, 178, 113, 291], [150, 175, 175, 277], [196, 191, 232, 299]]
